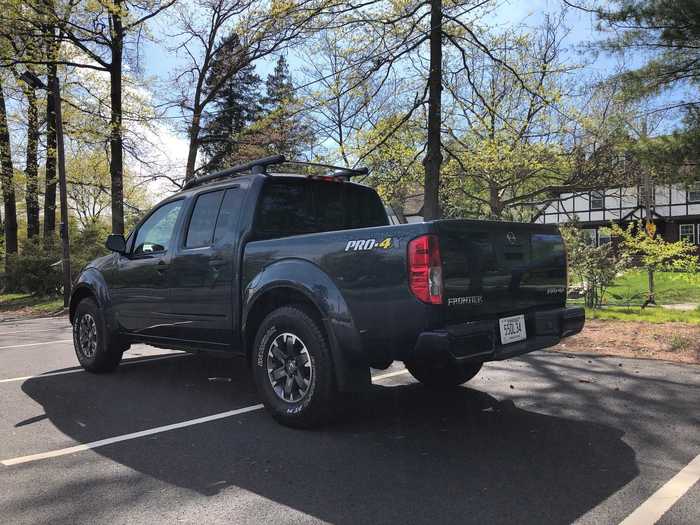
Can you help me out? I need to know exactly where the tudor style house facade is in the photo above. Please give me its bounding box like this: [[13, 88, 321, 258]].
[[533, 180, 700, 247]]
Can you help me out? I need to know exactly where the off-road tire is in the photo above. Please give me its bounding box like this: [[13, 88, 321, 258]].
[[405, 359, 482, 389], [252, 305, 336, 428], [72, 298, 123, 373]]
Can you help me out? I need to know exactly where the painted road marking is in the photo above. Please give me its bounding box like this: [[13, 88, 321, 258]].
[[619, 454, 700, 525], [0, 368, 410, 466], [0, 353, 188, 384], [0, 339, 72, 351], [0, 328, 68, 336], [1, 405, 265, 466]]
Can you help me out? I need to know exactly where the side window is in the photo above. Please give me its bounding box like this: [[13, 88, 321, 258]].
[[185, 190, 225, 248], [680, 224, 695, 244], [133, 200, 183, 255], [590, 191, 604, 211], [213, 188, 243, 244], [688, 181, 700, 203], [255, 183, 315, 239]]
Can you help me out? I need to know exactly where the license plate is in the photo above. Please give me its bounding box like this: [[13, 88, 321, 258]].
[[499, 315, 527, 345]]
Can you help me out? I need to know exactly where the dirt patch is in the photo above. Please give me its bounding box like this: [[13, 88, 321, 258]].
[[552, 319, 700, 364], [0, 307, 67, 323]]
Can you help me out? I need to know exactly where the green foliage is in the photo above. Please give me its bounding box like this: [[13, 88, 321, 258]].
[[71, 221, 110, 276], [3, 240, 62, 296], [560, 221, 630, 309], [597, 1, 700, 178], [2, 222, 110, 296], [609, 221, 699, 273], [357, 115, 424, 216], [607, 269, 700, 305], [199, 32, 264, 173], [240, 56, 315, 160], [586, 306, 700, 325]]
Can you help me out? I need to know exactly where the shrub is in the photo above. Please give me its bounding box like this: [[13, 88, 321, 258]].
[[4, 240, 62, 295], [3, 222, 110, 296], [560, 221, 630, 309]]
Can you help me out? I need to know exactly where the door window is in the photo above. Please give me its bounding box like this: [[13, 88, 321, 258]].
[[133, 200, 183, 255], [213, 188, 243, 244], [185, 190, 225, 248]]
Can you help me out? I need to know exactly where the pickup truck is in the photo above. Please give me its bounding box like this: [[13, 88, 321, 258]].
[[70, 155, 584, 428]]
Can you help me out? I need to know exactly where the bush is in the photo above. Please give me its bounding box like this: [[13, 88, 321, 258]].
[[3, 222, 110, 296], [71, 222, 110, 278], [4, 240, 62, 295], [560, 221, 630, 309]]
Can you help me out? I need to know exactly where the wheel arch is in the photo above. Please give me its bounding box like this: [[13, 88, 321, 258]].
[[69, 285, 96, 323], [242, 260, 370, 392]]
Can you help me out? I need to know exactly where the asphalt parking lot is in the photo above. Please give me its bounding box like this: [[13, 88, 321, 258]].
[[0, 317, 698, 524]]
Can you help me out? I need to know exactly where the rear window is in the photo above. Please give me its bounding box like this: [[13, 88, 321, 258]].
[[254, 180, 388, 240]]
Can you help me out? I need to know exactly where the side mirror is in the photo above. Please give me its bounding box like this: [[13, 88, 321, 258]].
[[105, 234, 126, 254]]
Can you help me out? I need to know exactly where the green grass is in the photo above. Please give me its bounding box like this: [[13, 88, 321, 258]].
[[604, 270, 700, 305], [586, 306, 700, 324], [0, 293, 64, 316]]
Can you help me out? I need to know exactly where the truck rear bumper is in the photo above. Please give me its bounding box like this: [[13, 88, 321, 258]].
[[412, 306, 585, 365]]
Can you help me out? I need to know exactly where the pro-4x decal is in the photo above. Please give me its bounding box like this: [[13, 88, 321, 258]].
[[345, 237, 394, 251]]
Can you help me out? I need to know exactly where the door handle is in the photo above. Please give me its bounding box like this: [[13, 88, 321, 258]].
[[209, 259, 225, 269], [156, 260, 169, 274]]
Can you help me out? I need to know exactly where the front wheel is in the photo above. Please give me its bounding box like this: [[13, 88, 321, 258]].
[[73, 298, 123, 373], [251, 305, 337, 428], [405, 359, 482, 389]]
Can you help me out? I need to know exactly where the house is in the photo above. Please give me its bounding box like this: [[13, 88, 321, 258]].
[[533, 181, 700, 247]]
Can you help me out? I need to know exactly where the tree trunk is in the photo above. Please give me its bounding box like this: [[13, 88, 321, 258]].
[[109, 3, 125, 234], [0, 78, 18, 262], [422, 0, 443, 221], [185, 110, 201, 181], [43, 61, 58, 243], [489, 183, 503, 219], [25, 85, 40, 239]]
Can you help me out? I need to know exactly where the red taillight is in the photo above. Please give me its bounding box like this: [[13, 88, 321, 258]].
[[408, 234, 443, 304]]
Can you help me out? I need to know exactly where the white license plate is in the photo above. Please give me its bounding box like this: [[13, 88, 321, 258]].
[[499, 315, 527, 345]]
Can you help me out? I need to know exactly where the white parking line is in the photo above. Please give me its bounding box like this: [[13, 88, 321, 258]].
[[0, 353, 188, 384], [0, 339, 73, 350], [1, 405, 265, 466], [0, 328, 67, 336], [0, 368, 410, 467], [619, 454, 700, 525]]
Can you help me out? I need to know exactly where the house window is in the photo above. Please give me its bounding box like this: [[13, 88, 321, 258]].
[[590, 191, 604, 210], [598, 229, 611, 245], [680, 224, 695, 244], [688, 181, 700, 203]]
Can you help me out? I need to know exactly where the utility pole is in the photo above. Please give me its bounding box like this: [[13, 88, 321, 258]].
[[20, 71, 71, 306]]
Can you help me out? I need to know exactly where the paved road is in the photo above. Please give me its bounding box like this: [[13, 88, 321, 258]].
[[0, 317, 698, 524]]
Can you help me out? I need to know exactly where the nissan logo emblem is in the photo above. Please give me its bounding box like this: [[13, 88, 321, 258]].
[[506, 232, 517, 244]]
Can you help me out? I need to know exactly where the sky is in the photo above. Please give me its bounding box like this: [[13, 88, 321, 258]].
[[129, 0, 679, 197]]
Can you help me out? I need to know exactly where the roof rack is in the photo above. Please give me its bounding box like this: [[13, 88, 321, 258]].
[[282, 160, 369, 179], [182, 155, 286, 190], [182, 155, 370, 190]]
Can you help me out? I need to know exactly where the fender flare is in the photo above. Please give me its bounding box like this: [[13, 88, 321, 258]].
[[243, 258, 370, 392], [69, 269, 118, 335]]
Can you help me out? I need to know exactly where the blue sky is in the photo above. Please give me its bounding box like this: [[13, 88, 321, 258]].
[[141, 0, 612, 101], [135, 0, 686, 185]]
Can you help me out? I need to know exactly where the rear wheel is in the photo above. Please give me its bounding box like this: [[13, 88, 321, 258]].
[[252, 305, 337, 428], [405, 359, 482, 389], [73, 298, 123, 373]]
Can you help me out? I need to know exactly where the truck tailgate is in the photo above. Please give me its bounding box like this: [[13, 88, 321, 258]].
[[436, 220, 567, 323]]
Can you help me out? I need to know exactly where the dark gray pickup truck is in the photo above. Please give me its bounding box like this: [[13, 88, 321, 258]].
[[70, 155, 584, 427]]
